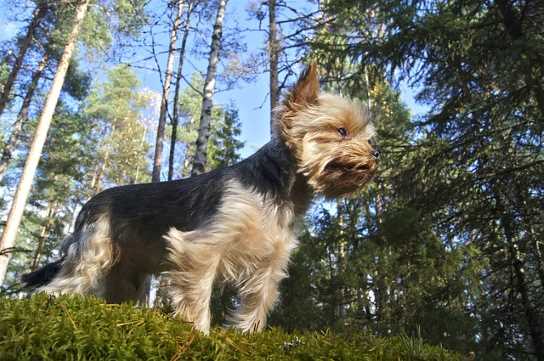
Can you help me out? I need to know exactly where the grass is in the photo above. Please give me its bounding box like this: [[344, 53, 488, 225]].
[[0, 294, 461, 360]]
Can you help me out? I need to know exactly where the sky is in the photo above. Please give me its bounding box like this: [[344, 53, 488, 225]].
[[0, 0, 428, 162]]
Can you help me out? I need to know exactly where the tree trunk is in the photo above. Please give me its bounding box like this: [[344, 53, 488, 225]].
[[30, 202, 56, 271], [0, 53, 49, 183], [168, 6, 192, 181], [191, 0, 228, 176], [0, 0, 90, 285], [152, 0, 184, 183], [0, 2, 48, 118], [268, 0, 279, 136]]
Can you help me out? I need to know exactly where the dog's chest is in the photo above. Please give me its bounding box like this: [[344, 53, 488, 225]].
[[209, 180, 298, 278]]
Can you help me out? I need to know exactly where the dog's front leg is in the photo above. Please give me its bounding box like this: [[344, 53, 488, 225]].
[[230, 243, 292, 333], [166, 229, 220, 334]]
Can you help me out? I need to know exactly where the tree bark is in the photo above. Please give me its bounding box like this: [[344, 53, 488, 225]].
[[0, 0, 90, 285], [30, 202, 56, 271], [0, 53, 49, 183], [268, 0, 279, 136], [168, 5, 191, 181], [152, 0, 184, 183], [0, 2, 48, 118], [191, 0, 228, 176]]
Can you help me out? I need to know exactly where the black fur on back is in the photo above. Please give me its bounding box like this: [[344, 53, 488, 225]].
[[22, 138, 303, 287]]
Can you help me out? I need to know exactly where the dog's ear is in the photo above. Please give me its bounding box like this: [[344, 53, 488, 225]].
[[285, 63, 320, 109]]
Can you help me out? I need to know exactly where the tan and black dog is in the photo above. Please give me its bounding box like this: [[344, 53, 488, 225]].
[[23, 64, 378, 334]]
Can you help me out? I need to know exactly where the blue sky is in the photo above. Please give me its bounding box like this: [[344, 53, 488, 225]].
[[0, 0, 427, 161]]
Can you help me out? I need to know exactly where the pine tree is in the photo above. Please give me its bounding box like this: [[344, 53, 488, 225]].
[[318, 0, 544, 358], [0, 1, 48, 118], [0, 54, 49, 183], [207, 103, 243, 169]]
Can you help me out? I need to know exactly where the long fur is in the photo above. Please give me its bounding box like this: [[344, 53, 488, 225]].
[[23, 64, 378, 334]]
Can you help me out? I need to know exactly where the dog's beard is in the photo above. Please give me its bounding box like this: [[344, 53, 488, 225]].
[[300, 145, 377, 198]]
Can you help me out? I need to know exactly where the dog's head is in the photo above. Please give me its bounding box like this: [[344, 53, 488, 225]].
[[275, 64, 378, 198]]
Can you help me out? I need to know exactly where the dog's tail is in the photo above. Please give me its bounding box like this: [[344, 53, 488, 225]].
[[21, 259, 65, 289], [21, 234, 76, 290]]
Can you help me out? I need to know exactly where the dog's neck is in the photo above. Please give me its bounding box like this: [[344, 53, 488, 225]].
[[254, 137, 314, 216]]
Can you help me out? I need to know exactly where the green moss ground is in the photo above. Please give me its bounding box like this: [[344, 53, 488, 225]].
[[0, 294, 461, 360]]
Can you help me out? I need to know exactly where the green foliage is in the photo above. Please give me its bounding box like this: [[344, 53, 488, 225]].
[[0, 294, 461, 361], [84, 64, 151, 187], [208, 102, 244, 169], [3, 102, 97, 287], [308, 1, 544, 358], [174, 73, 243, 176], [80, 4, 112, 53], [113, 0, 149, 37], [62, 59, 92, 100], [0, 61, 8, 94]]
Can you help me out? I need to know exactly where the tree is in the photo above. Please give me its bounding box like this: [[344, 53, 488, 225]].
[[207, 102, 244, 169], [318, 0, 544, 358], [191, 0, 228, 176], [85, 65, 151, 192], [152, 0, 185, 182], [0, 0, 90, 285], [0, 1, 48, 118], [268, 0, 279, 135], [168, 1, 194, 181], [0, 54, 49, 183]]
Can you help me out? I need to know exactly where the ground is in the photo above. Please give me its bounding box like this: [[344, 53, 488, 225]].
[[0, 294, 461, 360]]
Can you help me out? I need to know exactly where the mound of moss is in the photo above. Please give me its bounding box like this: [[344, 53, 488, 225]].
[[0, 294, 460, 361]]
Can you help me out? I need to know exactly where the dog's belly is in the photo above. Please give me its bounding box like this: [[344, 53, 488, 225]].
[[111, 221, 176, 274]]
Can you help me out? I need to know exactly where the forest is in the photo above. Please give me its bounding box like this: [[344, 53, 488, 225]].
[[0, 0, 542, 360]]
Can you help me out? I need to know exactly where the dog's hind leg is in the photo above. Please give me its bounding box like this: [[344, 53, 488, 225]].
[[165, 228, 221, 334], [38, 214, 117, 297], [103, 262, 149, 304]]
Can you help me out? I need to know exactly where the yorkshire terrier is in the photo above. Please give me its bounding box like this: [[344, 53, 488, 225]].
[[23, 64, 378, 334]]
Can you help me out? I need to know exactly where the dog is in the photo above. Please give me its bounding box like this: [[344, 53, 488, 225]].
[[23, 64, 378, 334]]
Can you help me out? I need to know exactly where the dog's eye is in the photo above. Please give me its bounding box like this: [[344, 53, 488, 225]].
[[337, 127, 348, 139]]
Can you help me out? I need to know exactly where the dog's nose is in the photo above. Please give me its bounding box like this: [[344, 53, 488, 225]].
[[368, 138, 379, 159], [372, 147, 380, 159]]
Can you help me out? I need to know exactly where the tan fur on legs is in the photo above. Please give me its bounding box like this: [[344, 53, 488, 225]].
[[228, 238, 293, 333], [39, 213, 117, 296], [165, 180, 298, 334], [165, 228, 221, 334]]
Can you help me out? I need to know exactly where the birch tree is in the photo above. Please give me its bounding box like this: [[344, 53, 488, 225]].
[[268, 0, 279, 135], [0, 0, 90, 285], [151, 0, 185, 182], [168, 2, 194, 181], [191, 0, 228, 176]]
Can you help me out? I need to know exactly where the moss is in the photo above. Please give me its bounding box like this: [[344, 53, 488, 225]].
[[0, 294, 461, 361]]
